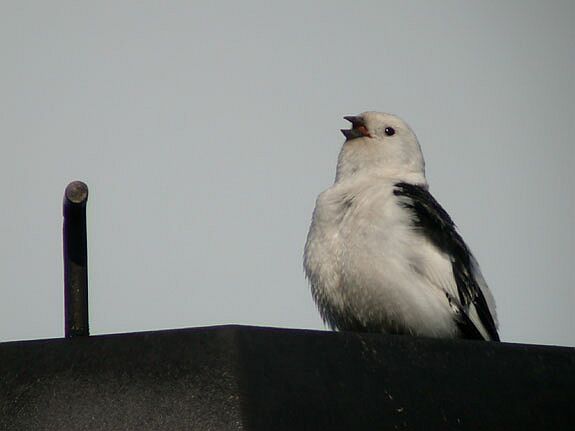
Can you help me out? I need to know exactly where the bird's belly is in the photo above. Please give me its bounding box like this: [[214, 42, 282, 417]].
[[336, 209, 458, 338]]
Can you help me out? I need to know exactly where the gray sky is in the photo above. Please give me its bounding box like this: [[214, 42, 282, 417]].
[[1, 1, 573, 346]]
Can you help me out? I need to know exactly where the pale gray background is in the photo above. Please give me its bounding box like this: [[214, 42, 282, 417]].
[[1, 1, 573, 346]]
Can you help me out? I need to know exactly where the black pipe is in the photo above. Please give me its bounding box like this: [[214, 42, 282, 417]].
[[63, 181, 89, 338]]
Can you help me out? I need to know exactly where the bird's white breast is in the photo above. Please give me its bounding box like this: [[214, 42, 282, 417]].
[[304, 175, 459, 337]]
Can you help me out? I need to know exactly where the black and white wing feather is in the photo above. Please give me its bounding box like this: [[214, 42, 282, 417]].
[[393, 182, 500, 341]]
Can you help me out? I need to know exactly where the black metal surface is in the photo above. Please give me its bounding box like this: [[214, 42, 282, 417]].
[[63, 181, 89, 338], [0, 327, 242, 431], [237, 327, 575, 431], [1, 325, 574, 430]]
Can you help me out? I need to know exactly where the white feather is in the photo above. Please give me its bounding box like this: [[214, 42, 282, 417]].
[[304, 112, 499, 340]]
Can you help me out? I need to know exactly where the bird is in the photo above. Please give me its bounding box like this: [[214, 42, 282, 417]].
[[304, 112, 499, 341]]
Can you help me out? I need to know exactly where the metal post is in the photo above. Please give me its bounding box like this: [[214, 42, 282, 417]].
[[63, 181, 89, 338]]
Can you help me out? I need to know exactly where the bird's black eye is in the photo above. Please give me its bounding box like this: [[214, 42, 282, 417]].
[[384, 127, 395, 136]]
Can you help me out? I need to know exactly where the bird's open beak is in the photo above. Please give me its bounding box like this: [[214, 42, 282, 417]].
[[341, 116, 371, 140]]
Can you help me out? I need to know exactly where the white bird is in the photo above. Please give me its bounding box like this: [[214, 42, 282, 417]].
[[304, 112, 499, 341]]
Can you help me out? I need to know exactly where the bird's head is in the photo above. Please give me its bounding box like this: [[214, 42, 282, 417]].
[[336, 112, 426, 184]]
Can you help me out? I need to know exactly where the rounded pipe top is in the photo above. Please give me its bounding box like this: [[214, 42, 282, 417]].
[[65, 181, 89, 205]]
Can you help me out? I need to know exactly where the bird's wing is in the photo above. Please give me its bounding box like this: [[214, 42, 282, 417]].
[[393, 182, 500, 341]]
